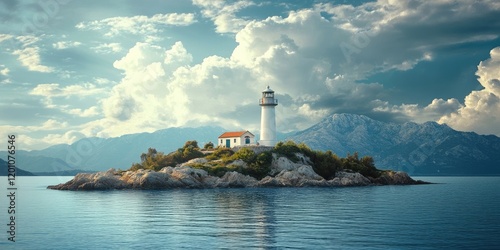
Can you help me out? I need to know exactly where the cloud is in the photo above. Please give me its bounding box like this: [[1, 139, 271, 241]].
[[0, 119, 72, 149], [193, 0, 254, 33], [91, 1, 500, 137], [15, 35, 40, 47], [101, 41, 193, 126], [5, 0, 500, 150], [423, 98, 463, 118], [52, 41, 82, 49], [0, 65, 10, 84], [67, 106, 100, 118], [92, 40, 260, 136], [438, 47, 500, 135], [0, 34, 13, 43], [0, 65, 9, 76], [12, 46, 54, 72], [41, 119, 69, 130], [30, 83, 105, 97], [92, 43, 123, 54], [310, 0, 500, 76], [16, 130, 86, 150], [76, 13, 197, 36], [93, 77, 115, 85]]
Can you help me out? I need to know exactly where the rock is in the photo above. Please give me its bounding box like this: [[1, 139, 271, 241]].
[[258, 165, 328, 187], [270, 155, 303, 175], [138, 171, 180, 189], [47, 169, 126, 190], [168, 166, 216, 188], [371, 171, 429, 185], [329, 171, 371, 186], [180, 158, 208, 167], [216, 171, 258, 187], [257, 176, 282, 187], [121, 169, 148, 188], [47, 159, 429, 190]]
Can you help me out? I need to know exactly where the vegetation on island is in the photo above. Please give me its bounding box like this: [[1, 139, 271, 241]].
[[130, 140, 204, 171], [129, 140, 381, 180]]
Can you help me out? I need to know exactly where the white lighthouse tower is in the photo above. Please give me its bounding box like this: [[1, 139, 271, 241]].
[[259, 86, 278, 146]]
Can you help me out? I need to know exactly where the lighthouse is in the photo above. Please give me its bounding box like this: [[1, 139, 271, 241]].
[[259, 86, 278, 146]]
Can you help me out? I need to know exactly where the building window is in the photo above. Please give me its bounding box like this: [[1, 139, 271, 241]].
[[245, 136, 250, 144], [220, 139, 222, 144], [234, 139, 237, 143]]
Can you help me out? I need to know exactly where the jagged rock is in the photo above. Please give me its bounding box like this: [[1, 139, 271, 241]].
[[258, 165, 328, 187], [329, 171, 371, 186], [170, 166, 209, 188], [257, 176, 281, 187], [216, 171, 258, 187], [159, 166, 175, 174], [270, 155, 305, 175], [138, 171, 179, 189], [370, 171, 428, 185], [121, 169, 148, 188], [180, 158, 208, 167], [47, 159, 428, 190]]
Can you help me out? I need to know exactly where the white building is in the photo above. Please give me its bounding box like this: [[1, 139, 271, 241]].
[[259, 86, 278, 146], [218, 131, 255, 148]]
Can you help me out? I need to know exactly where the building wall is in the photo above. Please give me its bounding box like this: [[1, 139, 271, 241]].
[[260, 105, 277, 146], [218, 132, 255, 148]]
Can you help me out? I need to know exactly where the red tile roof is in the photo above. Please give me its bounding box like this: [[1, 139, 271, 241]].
[[218, 131, 253, 138]]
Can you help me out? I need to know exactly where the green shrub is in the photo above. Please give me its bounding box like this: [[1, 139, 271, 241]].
[[341, 153, 380, 178], [271, 141, 379, 179], [230, 147, 256, 163], [203, 141, 214, 149], [205, 147, 234, 161], [242, 151, 272, 179], [129, 141, 204, 171], [309, 150, 341, 180], [274, 140, 301, 162], [130, 140, 381, 180]]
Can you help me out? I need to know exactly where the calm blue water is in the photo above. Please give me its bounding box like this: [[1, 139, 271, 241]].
[[1, 176, 499, 249]]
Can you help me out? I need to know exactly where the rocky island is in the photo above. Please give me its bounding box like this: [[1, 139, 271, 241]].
[[48, 141, 428, 190]]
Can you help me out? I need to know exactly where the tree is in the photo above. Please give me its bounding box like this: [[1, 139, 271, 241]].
[[231, 147, 256, 163], [184, 140, 199, 149], [204, 141, 214, 149]]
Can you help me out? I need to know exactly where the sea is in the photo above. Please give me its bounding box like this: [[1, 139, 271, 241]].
[[0, 176, 499, 249]]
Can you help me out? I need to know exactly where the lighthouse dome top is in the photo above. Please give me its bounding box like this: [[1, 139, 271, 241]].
[[263, 86, 274, 93]]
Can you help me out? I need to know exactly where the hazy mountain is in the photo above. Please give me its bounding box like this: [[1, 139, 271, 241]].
[[9, 126, 227, 172], [0, 158, 35, 176], [3, 151, 76, 174], [0, 126, 294, 174], [4, 116, 499, 176], [288, 114, 500, 175]]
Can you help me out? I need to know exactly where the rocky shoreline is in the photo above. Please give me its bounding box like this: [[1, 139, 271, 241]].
[[48, 156, 428, 190]]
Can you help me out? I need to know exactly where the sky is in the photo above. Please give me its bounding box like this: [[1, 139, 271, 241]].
[[1, 0, 500, 150]]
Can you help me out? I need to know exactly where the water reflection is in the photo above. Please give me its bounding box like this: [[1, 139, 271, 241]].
[[131, 188, 277, 249], [213, 189, 276, 249]]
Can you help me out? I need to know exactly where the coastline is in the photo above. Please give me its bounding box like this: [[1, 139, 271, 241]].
[[47, 164, 429, 191]]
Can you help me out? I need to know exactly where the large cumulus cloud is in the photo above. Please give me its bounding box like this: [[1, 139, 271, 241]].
[[91, 0, 500, 138], [438, 47, 500, 135], [11, 0, 500, 150]]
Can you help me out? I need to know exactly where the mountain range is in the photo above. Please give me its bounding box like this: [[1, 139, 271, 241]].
[[1, 114, 499, 176], [1, 126, 226, 175], [0, 158, 35, 176], [289, 114, 500, 175]]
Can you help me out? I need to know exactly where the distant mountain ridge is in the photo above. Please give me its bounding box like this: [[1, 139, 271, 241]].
[[289, 114, 500, 175], [13, 126, 227, 173], [2, 115, 499, 176], [0, 158, 35, 176]]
